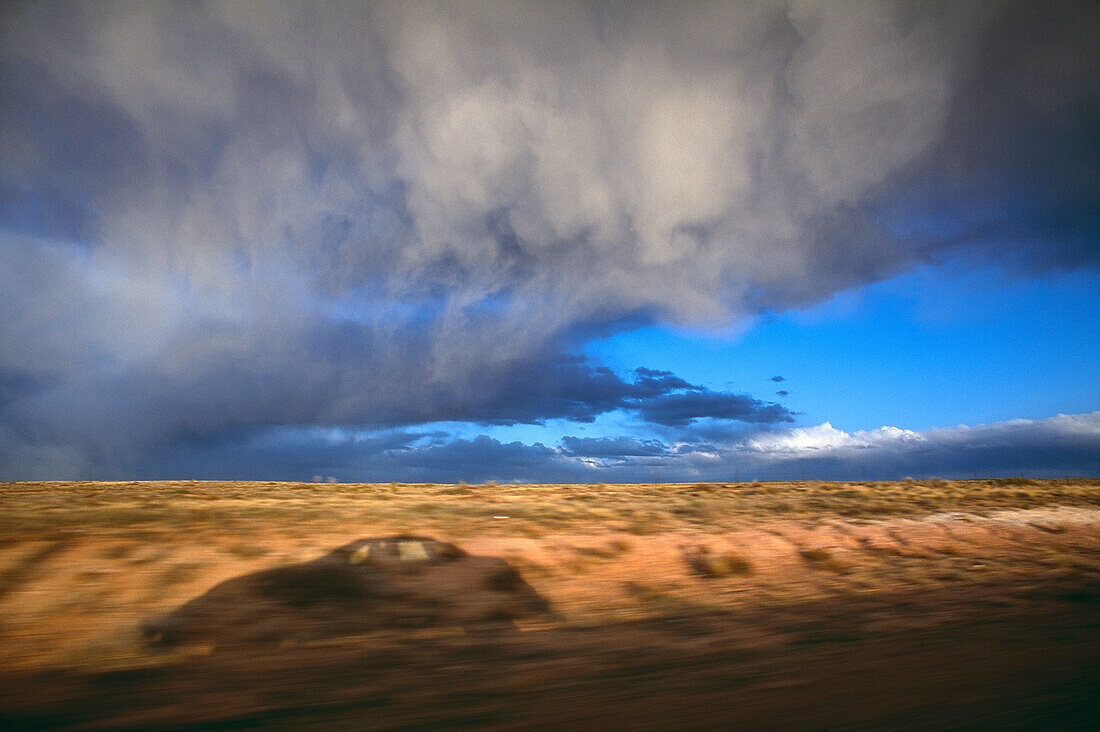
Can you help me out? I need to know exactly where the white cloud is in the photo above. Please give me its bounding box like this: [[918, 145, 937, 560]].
[[746, 422, 924, 454], [728, 412, 1100, 478]]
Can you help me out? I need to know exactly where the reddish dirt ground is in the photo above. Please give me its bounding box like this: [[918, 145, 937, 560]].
[[2, 578, 1098, 730]]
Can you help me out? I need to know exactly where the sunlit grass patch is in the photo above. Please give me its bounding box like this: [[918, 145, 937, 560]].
[[222, 543, 270, 558], [623, 581, 707, 616], [573, 540, 632, 559], [96, 543, 135, 560], [154, 562, 205, 588]]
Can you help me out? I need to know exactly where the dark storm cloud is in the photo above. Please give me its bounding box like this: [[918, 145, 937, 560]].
[[635, 391, 793, 427], [560, 436, 669, 458], [0, 1, 1096, 478], [465, 359, 690, 425], [885, 1, 1100, 274], [135, 429, 576, 484], [117, 412, 1100, 484], [468, 359, 789, 427]]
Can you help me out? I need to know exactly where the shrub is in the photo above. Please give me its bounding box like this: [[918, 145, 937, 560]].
[[690, 548, 754, 577], [799, 548, 848, 573]]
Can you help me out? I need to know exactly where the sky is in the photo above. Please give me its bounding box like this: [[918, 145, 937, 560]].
[[1, 0, 1097, 483]]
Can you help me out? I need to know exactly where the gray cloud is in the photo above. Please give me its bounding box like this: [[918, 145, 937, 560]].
[[0, 2, 1096, 477]]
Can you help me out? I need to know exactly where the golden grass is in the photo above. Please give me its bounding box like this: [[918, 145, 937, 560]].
[[2, 479, 1095, 538]]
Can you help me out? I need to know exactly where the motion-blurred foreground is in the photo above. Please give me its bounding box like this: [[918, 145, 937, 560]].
[[1, 479, 1098, 729]]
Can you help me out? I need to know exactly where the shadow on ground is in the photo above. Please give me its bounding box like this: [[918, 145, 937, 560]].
[[142, 536, 553, 648]]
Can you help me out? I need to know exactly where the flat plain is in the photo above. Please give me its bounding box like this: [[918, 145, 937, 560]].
[[1, 478, 1098, 729]]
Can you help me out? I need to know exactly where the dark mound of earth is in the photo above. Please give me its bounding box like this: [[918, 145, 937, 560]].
[[142, 536, 551, 647]]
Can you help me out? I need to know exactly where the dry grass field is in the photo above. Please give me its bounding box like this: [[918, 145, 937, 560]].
[[1, 479, 1099, 729]]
